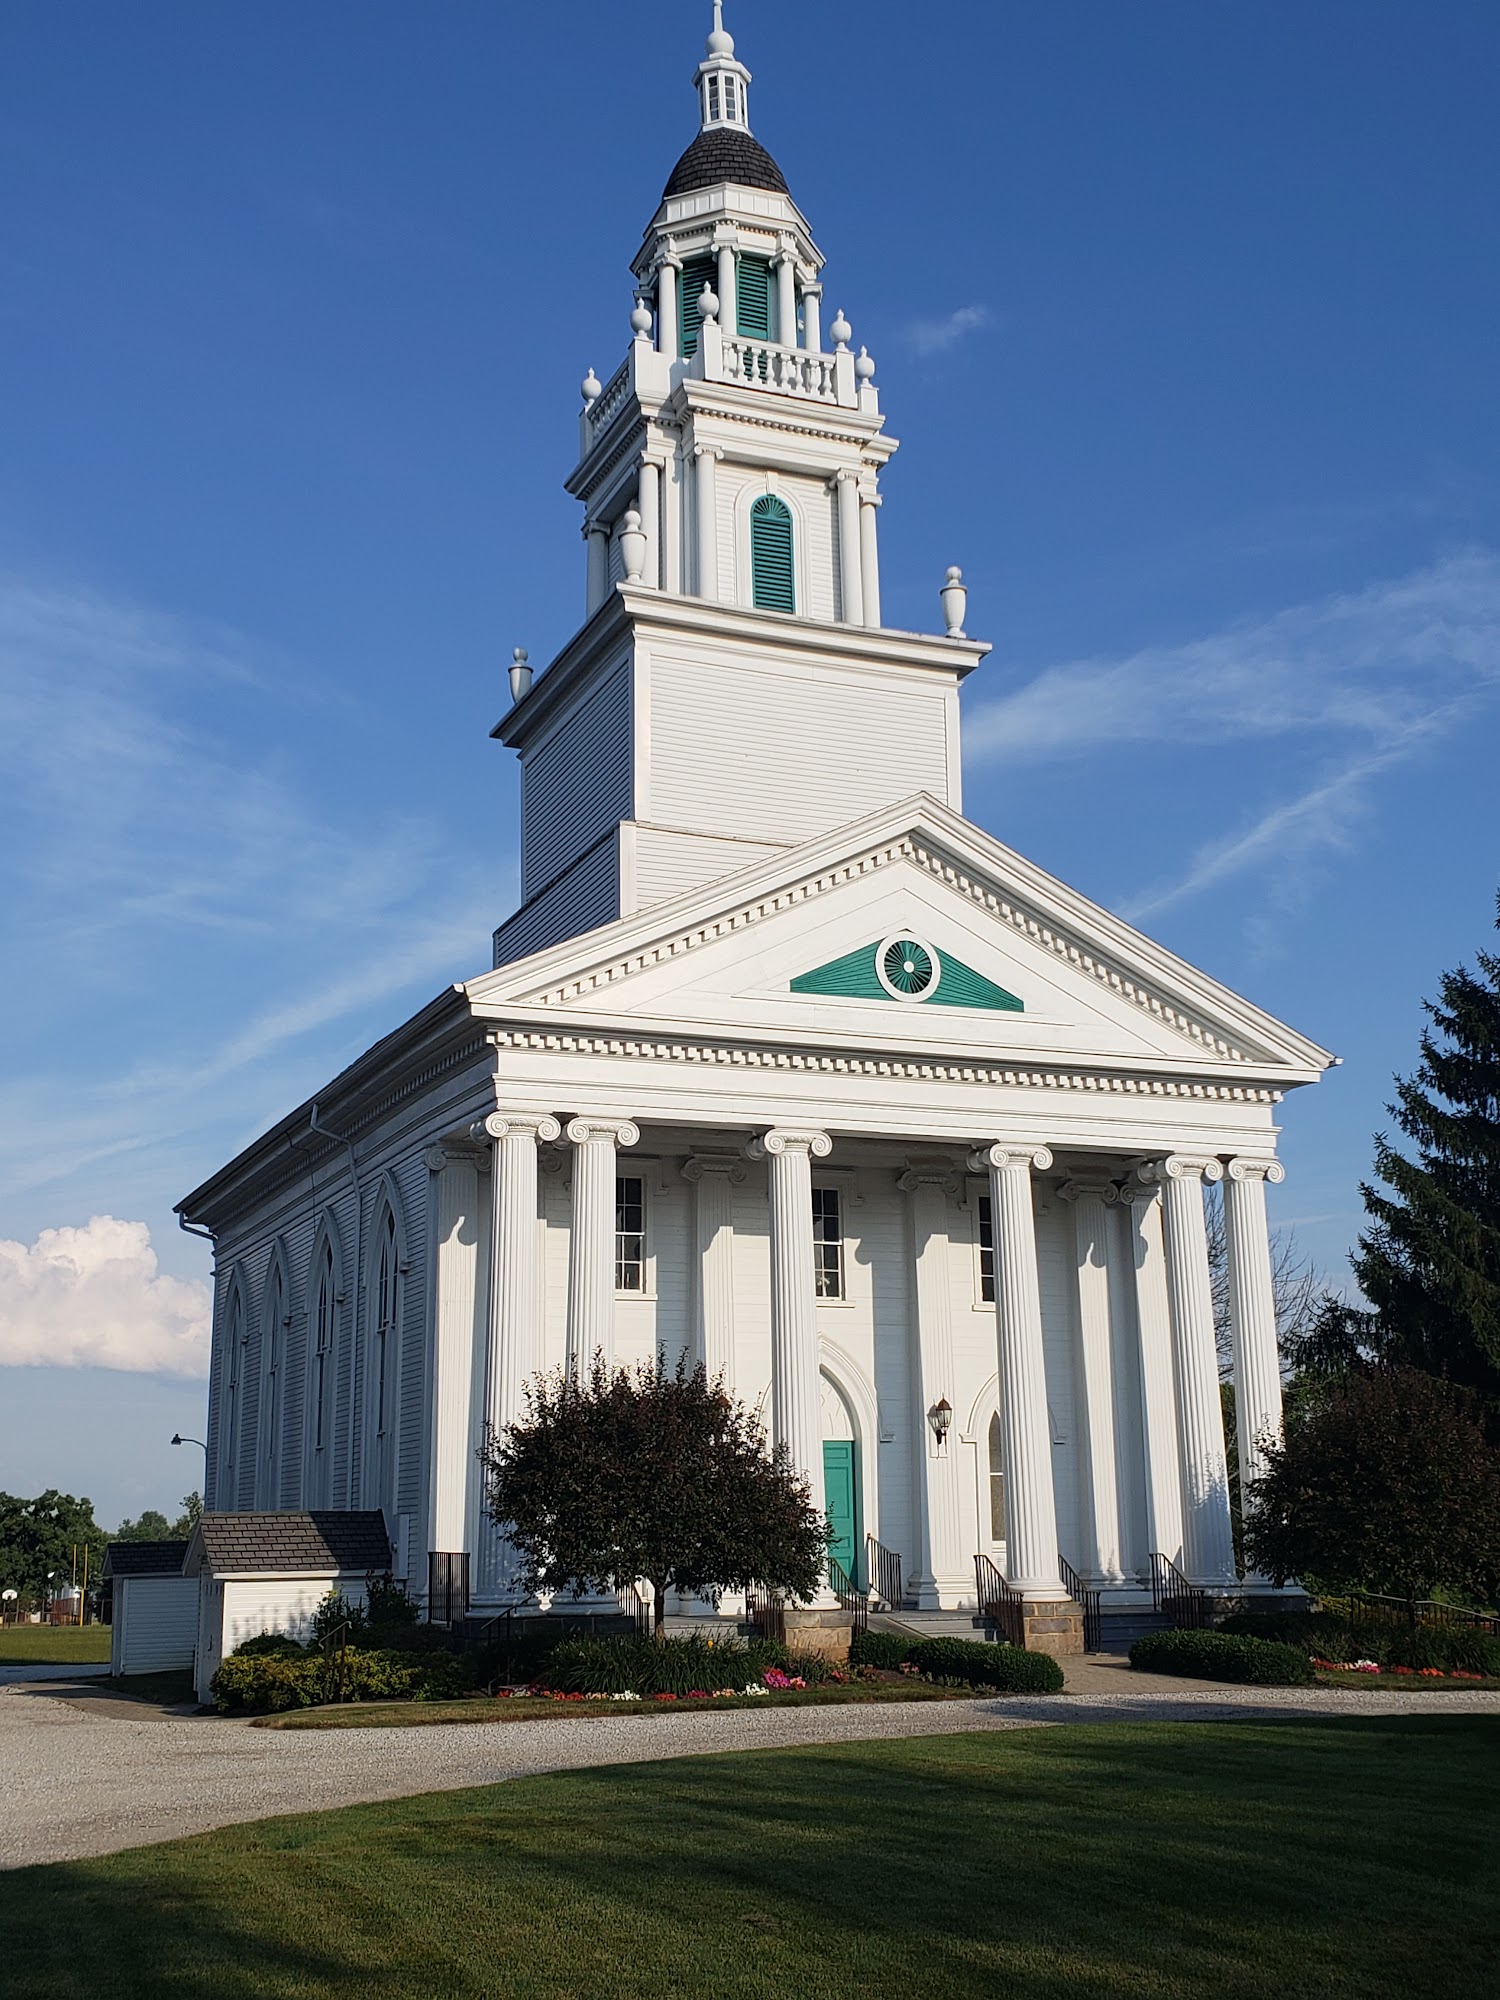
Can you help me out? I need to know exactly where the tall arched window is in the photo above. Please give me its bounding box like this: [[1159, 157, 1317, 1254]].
[[987, 1413, 1007, 1543], [260, 1261, 284, 1507], [750, 493, 794, 612], [219, 1283, 245, 1507], [367, 1205, 400, 1512], [308, 1239, 337, 1506]]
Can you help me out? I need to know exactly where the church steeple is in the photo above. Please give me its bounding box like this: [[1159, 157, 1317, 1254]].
[[697, 4, 753, 134]]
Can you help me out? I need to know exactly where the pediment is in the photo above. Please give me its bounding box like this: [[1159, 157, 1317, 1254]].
[[464, 796, 1333, 1083]]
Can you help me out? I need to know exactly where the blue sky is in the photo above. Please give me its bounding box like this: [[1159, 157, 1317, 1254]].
[[1, 1, 1496, 1525]]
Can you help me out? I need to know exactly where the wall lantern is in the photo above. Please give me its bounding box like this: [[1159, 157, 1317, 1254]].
[[929, 1398, 953, 1448]]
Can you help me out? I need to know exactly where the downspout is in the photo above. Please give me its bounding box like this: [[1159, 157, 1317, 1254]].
[[310, 1102, 363, 1512]]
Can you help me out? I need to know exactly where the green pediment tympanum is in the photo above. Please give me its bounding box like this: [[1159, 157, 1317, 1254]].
[[790, 933, 1023, 1011]]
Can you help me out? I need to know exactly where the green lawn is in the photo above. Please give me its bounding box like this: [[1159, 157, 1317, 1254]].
[[3, 1719, 1496, 1998], [257, 1679, 964, 1729], [0, 1624, 109, 1664]]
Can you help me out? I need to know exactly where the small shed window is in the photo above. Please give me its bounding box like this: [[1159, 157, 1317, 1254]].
[[750, 494, 795, 612], [679, 254, 717, 357]]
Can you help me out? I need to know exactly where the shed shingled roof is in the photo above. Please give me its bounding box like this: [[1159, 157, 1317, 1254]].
[[663, 127, 789, 200], [191, 1512, 391, 1576], [102, 1540, 190, 1579]]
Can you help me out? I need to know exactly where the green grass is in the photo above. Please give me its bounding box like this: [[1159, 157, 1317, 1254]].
[[3, 1719, 1496, 1998], [257, 1679, 966, 1729], [0, 1625, 109, 1664]]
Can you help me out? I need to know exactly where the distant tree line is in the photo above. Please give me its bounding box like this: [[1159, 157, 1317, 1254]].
[[0, 1489, 201, 1608]]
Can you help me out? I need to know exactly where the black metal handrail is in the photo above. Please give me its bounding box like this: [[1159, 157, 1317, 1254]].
[[1319, 1588, 1499, 1635], [828, 1557, 869, 1636], [746, 1583, 786, 1648], [321, 1618, 352, 1704], [631, 1583, 653, 1638], [1150, 1552, 1212, 1630], [866, 1534, 905, 1612], [973, 1554, 1026, 1649], [1058, 1553, 1101, 1653]]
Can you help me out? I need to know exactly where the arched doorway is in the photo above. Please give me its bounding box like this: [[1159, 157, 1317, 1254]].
[[820, 1374, 861, 1586]]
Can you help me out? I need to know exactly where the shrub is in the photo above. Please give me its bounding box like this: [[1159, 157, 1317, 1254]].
[[312, 1589, 367, 1643], [212, 1644, 471, 1714], [1129, 1629, 1314, 1685], [543, 1634, 786, 1698], [1216, 1610, 1500, 1676], [904, 1636, 1064, 1694], [849, 1629, 912, 1671], [364, 1575, 420, 1627], [1382, 1625, 1500, 1675], [229, 1631, 305, 1659]]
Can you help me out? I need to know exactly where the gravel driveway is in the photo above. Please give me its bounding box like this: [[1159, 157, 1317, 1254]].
[[4, 1676, 1497, 1871]]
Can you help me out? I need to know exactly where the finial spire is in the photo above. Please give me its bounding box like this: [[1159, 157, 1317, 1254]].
[[698, 0, 749, 129]]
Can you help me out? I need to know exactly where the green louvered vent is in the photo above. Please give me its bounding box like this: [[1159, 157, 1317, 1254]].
[[751, 495, 795, 613], [736, 255, 773, 339], [679, 254, 717, 357]]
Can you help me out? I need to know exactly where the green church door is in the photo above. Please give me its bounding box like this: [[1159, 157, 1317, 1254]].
[[822, 1441, 860, 1586]]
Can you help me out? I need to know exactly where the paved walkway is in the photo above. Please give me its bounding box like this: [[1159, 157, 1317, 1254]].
[[4, 1672, 1497, 1871]]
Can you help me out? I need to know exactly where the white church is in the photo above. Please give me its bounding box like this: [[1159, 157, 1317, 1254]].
[[178, 7, 1331, 1661]]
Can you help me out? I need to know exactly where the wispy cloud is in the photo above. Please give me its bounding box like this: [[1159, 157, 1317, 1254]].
[[967, 552, 1500, 920], [906, 303, 992, 357]]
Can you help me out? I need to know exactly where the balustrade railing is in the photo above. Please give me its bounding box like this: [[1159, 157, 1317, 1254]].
[[973, 1554, 1026, 1649], [720, 335, 840, 402], [828, 1557, 869, 1637], [1150, 1552, 1212, 1631], [866, 1534, 905, 1612], [1058, 1553, 1102, 1654]]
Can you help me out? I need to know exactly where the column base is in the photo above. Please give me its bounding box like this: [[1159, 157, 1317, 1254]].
[[782, 1606, 852, 1662], [1021, 1597, 1085, 1658]]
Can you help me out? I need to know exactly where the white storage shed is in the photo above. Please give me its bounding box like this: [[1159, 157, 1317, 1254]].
[[102, 1541, 196, 1678]]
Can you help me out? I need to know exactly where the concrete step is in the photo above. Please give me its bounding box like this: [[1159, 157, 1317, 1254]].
[[1094, 1610, 1171, 1655]]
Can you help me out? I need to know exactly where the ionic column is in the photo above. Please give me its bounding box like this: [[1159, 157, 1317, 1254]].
[[1119, 1179, 1185, 1568], [1059, 1177, 1126, 1584], [427, 1145, 479, 1558], [694, 446, 720, 601], [802, 283, 822, 354], [834, 470, 864, 625], [682, 1153, 746, 1387], [638, 459, 662, 589], [775, 250, 797, 346], [656, 254, 680, 359], [584, 520, 610, 615], [859, 491, 882, 628], [565, 1119, 639, 1376], [747, 1129, 831, 1507], [899, 1162, 966, 1607], [716, 240, 738, 332], [1223, 1158, 1288, 1543], [470, 1113, 560, 1598], [1139, 1156, 1236, 1587], [968, 1145, 1065, 1597]]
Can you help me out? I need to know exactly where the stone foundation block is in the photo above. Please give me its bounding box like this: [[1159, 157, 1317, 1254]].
[[783, 1608, 852, 1661], [1021, 1598, 1084, 1658]]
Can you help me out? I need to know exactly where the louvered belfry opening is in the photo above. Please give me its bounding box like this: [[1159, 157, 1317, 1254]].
[[678, 253, 718, 357], [750, 494, 795, 612], [736, 254, 773, 340]]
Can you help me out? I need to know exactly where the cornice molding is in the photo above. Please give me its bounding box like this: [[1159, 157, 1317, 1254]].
[[487, 1025, 1284, 1104]]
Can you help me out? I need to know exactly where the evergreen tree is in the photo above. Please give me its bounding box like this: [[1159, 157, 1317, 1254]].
[[1353, 894, 1500, 1413]]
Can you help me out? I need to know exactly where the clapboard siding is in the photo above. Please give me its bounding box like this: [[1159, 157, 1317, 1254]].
[[648, 651, 950, 846], [520, 660, 632, 900], [492, 832, 620, 966], [630, 824, 785, 909]]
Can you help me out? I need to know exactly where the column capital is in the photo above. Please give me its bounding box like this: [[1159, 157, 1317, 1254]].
[[830, 467, 862, 489], [565, 1118, 640, 1149], [968, 1144, 1053, 1176], [898, 1160, 960, 1198], [1133, 1155, 1224, 1188], [470, 1114, 562, 1146], [747, 1128, 832, 1162], [693, 443, 724, 462], [682, 1152, 747, 1186], [1225, 1156, 1285, 1185], [424, 1146, 451, 1174], [1058, 1175, 1119, 1205]]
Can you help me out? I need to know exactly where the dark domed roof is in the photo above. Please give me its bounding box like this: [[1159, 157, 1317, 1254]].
[[663, 126, 789, 200]]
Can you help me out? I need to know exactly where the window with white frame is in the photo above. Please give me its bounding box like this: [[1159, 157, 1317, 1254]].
[[977, 1194, 996, 1303], [615, 1175, 646, 1293], [373, 1208, 399, 1449], [311, 1241, 335, 1461], [262, 1264, 283, 1503], [222, 1285, 244, 1501], [812, 1185, 844, 1301]]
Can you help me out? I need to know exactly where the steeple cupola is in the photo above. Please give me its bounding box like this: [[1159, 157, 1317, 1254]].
[[697, 3, 752, 134]]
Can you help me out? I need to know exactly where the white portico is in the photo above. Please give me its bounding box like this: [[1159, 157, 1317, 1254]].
[[180, 9, 1332, 1658]]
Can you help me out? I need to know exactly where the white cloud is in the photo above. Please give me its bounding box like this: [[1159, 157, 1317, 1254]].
[[906, 304, 992, 357], [0, 1217, 211, 1377]]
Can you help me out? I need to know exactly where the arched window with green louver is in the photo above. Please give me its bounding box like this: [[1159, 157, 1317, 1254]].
[[750, 494, 795, 613], [679, 254, 717, 357]]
